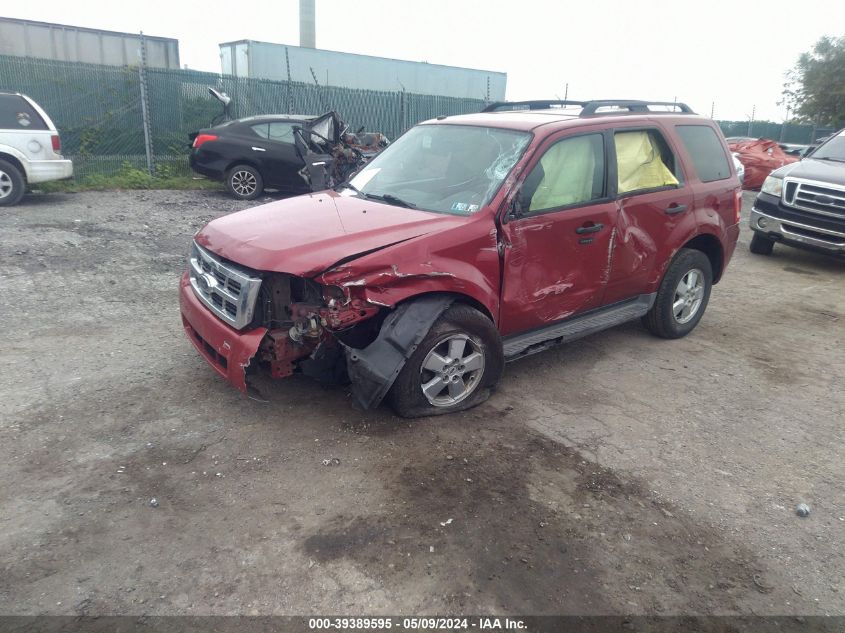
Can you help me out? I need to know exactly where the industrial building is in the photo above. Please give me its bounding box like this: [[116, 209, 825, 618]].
[[219, 40, 507, 101], [0, 17, 180, 69]]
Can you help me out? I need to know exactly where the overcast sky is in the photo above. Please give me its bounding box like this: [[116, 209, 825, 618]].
[[6, 0, 844, 121]]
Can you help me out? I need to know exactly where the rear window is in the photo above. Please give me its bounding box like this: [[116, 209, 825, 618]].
[[0, 94, 49, 130], [675, 125, 731, 182]]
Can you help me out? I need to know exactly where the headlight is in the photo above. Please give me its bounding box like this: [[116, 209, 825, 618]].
[[761, 176, 783, 197]]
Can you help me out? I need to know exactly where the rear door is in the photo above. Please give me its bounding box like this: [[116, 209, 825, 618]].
[[0, 94, 55, 163], [498, 129, 616, 335], [602, 124, 696, 305]]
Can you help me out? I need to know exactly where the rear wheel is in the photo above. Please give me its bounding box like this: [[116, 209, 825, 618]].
[[226, 164, 263, 200], [0, 160, 25, 207], [387, 304, 503, 418], [749, 232, 775, 255], [642, 248, 713, 339]]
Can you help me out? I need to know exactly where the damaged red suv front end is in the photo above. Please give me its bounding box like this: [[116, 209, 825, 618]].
[[179, 185, 504, 407]]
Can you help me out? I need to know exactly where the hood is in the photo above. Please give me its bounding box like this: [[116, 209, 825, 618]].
[[771, 157, 845, 187], [195, 191, 468, 277]]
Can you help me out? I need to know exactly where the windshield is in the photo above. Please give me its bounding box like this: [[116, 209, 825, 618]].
[[811, 132, 845, 162], [346, 124, 531, 215]]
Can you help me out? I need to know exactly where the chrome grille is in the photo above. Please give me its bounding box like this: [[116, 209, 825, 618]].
[[188, 241, 262, 330], [784, 178, 845, 219]]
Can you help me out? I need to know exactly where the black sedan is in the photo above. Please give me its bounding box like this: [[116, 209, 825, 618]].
[[189, 111, 388, 200]]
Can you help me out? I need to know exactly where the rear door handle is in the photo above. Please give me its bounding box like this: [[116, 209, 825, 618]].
[[251, 146, 267, 152], [575, 223, 604, 234], [665, 203, 688, 215]]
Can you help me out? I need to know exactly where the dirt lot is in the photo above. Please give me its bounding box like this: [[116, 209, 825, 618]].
[[0, 189, 843, 616]]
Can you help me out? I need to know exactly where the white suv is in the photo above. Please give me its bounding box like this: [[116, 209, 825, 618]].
[[0, 92, 73, 206]]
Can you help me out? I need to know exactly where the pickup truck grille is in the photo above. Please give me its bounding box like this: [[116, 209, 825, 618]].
[[188, 241, 262, 330], [784, 179, 845, 219]]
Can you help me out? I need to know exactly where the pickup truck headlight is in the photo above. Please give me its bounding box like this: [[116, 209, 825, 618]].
[[761, 175, 783, 197]]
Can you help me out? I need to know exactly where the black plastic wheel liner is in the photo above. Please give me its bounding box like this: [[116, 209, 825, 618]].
[[344, 295, 455, 410]]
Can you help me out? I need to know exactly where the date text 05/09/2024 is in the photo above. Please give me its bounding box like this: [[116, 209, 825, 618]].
[[308, 617, 526, 630]]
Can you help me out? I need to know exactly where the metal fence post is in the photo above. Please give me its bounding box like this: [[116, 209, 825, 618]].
[[138, 32, 155, 176]]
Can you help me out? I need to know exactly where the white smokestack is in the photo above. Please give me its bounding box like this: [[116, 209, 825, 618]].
[[300, 0, 316, 48]]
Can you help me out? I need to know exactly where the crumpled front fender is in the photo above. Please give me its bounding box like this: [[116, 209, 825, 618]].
[[344, 295, 454, 409]]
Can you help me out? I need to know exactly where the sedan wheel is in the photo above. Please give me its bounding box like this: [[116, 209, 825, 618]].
[[226, 164, 263, 200], [231, 170, 257, 196]]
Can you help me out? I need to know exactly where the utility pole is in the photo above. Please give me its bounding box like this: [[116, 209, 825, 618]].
[[747, 105, 755, 137], [710, 101, 715, 119], [564, 83, 569, 101], [138, 31, 154, 176]]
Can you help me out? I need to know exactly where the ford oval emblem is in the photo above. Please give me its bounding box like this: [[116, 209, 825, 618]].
[[815, 194, 835, 205]]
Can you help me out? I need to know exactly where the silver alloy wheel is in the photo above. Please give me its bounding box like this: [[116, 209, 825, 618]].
[[231, 170, 257, 197], [0, 170, 12, 200], [419, 334, 485, 407], [673, 268, 705, 324]]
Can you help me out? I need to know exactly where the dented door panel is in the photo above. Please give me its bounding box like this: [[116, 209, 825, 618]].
[[498, 202, 617, 335], [602, 187, 697, 305]]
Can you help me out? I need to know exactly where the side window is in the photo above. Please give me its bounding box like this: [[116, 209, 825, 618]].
[[268, 122, 296, 143], [615, 129, 680, 195], [521, 133, 606, 213], [250, 124, 270, 139], [675, 125, 732, 182], [0, 94, 48, 130]]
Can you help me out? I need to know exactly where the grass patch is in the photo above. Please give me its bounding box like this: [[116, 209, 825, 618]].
[[36, 162, 222, 193]]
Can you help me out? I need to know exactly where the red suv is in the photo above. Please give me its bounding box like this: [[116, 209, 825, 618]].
[[180, 100, 741, 417]]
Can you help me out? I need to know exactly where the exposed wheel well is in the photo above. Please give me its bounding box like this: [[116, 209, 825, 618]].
[[0, 153, 27, 183], [225, 161, 262, 178], [399, 291, 496, 324], [682, 234, 724, 283]]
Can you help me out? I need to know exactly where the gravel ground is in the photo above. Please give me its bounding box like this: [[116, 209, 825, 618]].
[[0, 189, 843, 616]]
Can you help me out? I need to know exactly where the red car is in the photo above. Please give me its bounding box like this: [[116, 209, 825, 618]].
[[180, 99, 742, 417]]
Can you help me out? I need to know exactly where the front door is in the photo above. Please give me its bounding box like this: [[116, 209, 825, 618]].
[[499, 131, 616, 336], [249, 121, 306, 191]]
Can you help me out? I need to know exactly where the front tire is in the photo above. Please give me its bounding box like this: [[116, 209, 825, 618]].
[[642, 248, 713, 339], [387, 304, 503, 418], [226, 164, 263, 200], [749, 232, 775, 255], [0, 160, 25, 207]]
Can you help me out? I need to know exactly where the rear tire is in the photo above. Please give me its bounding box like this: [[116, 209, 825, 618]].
[[387, 304, 503, 418], [642, 248, 713, 339], [226, 164, 263, 200], [0, 160, 25, 207], [749, 232, 775, 255]]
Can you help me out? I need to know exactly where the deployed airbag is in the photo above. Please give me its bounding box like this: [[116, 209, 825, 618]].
[[616, 131, 678, 193]]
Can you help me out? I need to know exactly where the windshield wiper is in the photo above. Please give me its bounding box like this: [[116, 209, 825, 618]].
[[363, 192, 417, 209], [813, 156, 845, 163]]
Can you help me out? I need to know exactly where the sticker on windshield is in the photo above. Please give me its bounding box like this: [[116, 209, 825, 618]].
[[467, 204, 480, 213], [451, 202, 469, 212]]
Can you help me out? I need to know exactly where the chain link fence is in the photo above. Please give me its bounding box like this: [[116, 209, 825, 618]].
[[0, 54, 487, 180], [1, 53, 836, 181]]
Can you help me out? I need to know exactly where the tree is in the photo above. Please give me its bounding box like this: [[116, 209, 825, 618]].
[[782, 36, 845, 128]]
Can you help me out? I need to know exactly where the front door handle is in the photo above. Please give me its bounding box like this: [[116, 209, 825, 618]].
[[575, 223, 604, 234], [251, 146, 267, 152], [665, 203, 688, 215]]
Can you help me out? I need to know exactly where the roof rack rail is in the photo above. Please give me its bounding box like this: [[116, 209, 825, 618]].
[[482, 100, 586, 112], [580, 100, 695, 115], [481, 99, 696, 116]]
